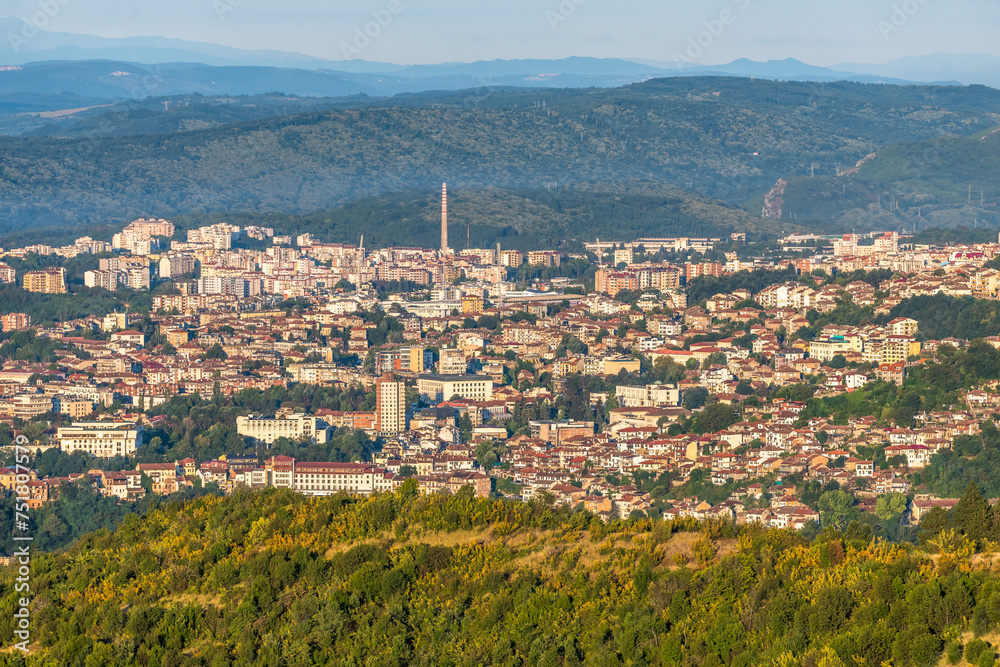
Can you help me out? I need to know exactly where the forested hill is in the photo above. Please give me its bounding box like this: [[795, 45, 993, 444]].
[[171, 182, 807, 250], [0, 77, 998, 236], [752, 123, 1000, 230], [1, 486, 999, 666]]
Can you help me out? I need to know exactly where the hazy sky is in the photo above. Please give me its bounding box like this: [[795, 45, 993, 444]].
[[3, 0, 999, 65]]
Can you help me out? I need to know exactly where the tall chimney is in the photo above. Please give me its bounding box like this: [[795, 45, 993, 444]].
[[441, 183, 449, 253]]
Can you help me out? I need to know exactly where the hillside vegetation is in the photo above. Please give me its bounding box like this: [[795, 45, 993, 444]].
[[1, 77, 999, 235], [760, 125, 1000, 229], [170, 182, 807, 250], [3, 486, 1000, 666]]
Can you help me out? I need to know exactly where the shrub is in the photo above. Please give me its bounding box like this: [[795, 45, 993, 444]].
[[967, 639, 990, 664], [945, 641, 962, 664]]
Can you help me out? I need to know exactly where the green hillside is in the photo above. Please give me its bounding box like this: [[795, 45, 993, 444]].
[[761, 125, 1000, 229], [1, 77, 999, 235], [168, 182, 809, 250], [2, 486, 1000, 666]]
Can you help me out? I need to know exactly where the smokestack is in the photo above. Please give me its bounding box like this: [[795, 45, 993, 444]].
[[441, 183, 449, 253]]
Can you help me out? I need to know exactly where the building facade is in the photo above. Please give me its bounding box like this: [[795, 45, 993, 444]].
[[56, 421, 143, 457]]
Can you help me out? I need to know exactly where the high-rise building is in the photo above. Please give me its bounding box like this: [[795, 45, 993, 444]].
[[158, 254, 197, 279], [0, 313, 30, 332], [375, 373, 407, 435], [402, 346, 431, 374], [23, 268, 67, 294], [84, 269, 120, 291], [438, 347, 468, 375], [441, 183, 449, 254]]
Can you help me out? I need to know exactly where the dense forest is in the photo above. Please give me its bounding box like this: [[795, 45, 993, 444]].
[[3, 486, 1000, 666], [888, 295, 1000, 342], [1, 77, 999, 237]]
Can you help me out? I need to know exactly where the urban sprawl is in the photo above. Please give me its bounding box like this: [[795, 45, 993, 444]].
[[4, 194, 1000, 531]]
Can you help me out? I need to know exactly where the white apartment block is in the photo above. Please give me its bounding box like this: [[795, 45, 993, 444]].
[[57, 421, 143, 457], [85, 269, 120, 291], [159, 255, 197, 279], [187, 224, 239, 250], [236, 414, 331, 444], [417, 374, 493, 404], [616, 384, 681, 408], [438, 348, 468, 375], [376, 376, 407, 435], [265, 457, 396, 496]]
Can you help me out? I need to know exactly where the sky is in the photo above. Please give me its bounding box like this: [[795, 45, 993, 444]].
[[2, 0, 999, 65]]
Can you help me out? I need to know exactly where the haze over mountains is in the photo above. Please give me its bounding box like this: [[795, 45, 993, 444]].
[[2, 20, 1000, 97], [1, 23, 998, 247]]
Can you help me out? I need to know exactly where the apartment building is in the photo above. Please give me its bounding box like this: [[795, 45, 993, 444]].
[[417, 374, 493, 403], [0, 313, 30, 331], [375, 374, 407, 435], [595, 269, 639, 297], [85, 269, 120, 291], [23, 267, 67, 294], [264, 457, 397, 496], [499, 250, 524, 267], [438, 347, 468, 375], [881, 335, 921, 365], [158, 254, 197, 279], [0, 394, 53, 419], [236, 414, 331, 444], [616, 384, 681, 408], [52, 395, 95, 419], [57, 421, 143, 457]]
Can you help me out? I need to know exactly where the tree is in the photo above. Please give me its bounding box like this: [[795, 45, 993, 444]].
[[828, 354, 847, 369], [818, 490, 856, 530], [691, 403, 739, 434], [682, 387, 710, 410], [954, 481, 991, 543], [202, 343, 227, 360], [875, 493, 907, 523], [705, 352, 728, 367], [458, 414, 473, 442], [475, 441, 498, 470]]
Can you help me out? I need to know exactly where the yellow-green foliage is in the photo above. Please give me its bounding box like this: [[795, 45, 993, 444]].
[[0, 486, 995, 666]]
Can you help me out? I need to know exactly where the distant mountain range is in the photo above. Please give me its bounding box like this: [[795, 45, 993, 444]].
[[0, 56, 973, 114], [1, 21, 998, 244], [3, 19, 999, 98]]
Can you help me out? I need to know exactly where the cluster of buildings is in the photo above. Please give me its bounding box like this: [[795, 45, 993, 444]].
[[0, 453, 490, 508], [8, 193, 1000, 527]]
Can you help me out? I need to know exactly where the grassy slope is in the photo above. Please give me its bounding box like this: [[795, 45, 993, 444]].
[[0, 487, 993, 667]]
